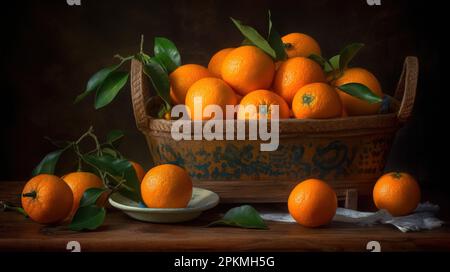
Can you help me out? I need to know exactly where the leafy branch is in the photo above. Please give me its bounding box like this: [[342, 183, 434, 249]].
[[32, 126, 141, 231], [74, 35, 181, 118]]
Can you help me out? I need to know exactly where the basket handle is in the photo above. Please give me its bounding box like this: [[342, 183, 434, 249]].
[[130, 59, 151, 131], [394, 56, 419, 123]]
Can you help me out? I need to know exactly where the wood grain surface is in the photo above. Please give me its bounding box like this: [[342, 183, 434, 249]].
[[1, 181, 449, 252]]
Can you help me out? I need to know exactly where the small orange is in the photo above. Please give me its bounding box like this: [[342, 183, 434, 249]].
[[288, 179, 337, 227], [63, 172, 105, 218], [208, 48, 234, 78], [373, 172, 421, 216], [21, 174, 73, 224], [221, 46, 275, 96], [141, 164, 193, 208], [130, 161, 145, 183], [334, 68, 383, 116], [292, 83, 342, 119], [237, 90, 290, 119], [169, 64, 214, 105], [185, 77, 237, 120], [273, 57, 326, 104], [282, 32, 321, 58]]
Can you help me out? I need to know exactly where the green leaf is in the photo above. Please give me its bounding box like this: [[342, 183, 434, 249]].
[[308, 54, 328, 68], [267, 11, 287, 61], [325, 55, 340, 73], [102, 147, 119, 158], [69, 205, 106, 231], [143, 60, 171, 106], [339, 43, 364, 72], [106, 129, 125, 145], [153, 37, 181, 73], [208, 205, 268, 229], [338, 83, 382, 104], [74, 63, 122, 104], [241, 38, 254, 46], [79, 187, 108, 208], [94, 71, 129, 109], [83, 155, 141, 202], [230, 17, 276, 59], [32, 149, 64, 176], [157, 103, 170, 119]]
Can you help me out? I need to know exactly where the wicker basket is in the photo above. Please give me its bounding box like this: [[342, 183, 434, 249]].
[[130, 57, 418, 204]]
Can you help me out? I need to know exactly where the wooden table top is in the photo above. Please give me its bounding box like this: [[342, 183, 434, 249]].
[[1, 181, 449, 252]]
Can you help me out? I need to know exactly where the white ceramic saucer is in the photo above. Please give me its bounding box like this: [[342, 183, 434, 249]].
[[109, 187, 220, 223]]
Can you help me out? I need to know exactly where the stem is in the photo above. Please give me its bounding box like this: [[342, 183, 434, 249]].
[[75, 126, 102, 156], [77, 157, 82, 172], [283, 43, 292, 49], [22, 191, 37, 198], [87, 131, 102, 156], [76, 126, 94, 145], [114, 54, 134, 63], [140, 34, 145, 54], [0, 201, 28, 217], [104, 172, 133, 192]]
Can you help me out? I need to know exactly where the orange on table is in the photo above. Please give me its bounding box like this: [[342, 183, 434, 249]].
[[237, 89, 290, 119], [288, 179, 337, 228], [334, 68, 383, 116], [169, 64, 213, 105], [221, 45, 275, 96], [63, 172, 105, 218], [141, 164, 193, 208], [130, 161, 145, 183], [373, 172, 421, 216], [282, 32, 321, 58], [273, 57, 326, 104], [292, 82, 342, 119], [208, 48, 234, 78], [21, 174, 73, 224], [185, 77, 237, 120]]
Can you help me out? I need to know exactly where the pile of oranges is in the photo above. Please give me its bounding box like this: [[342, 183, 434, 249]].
[[170, 32, 383, 120]]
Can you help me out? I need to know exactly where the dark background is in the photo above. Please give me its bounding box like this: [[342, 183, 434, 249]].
[[0, 0, 445, 191]]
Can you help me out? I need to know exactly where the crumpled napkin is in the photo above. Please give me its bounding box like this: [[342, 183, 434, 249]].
[[261, 202, 444, 232]]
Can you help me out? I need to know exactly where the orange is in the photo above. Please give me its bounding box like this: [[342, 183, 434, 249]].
[[141, 164, 193, 208], [130, 161, 145, 183], [273, 57, 326, 104], [373, 172, 421, 216], [208, 48, 234, 78], [221, 46, 275, 96], [237, 90, 290, 119], [63, 172, 105, 218], [169, 64, 214, 105], [21, 174, 73, 224], [288, 179, 337, 227], [185, 77, 237, 120], [282, 32, 321, 58], [292, 83, 342, 119], [334, 68, 383, 116]]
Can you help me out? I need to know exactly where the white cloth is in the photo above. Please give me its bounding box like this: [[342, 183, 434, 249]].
[[261, 202, 444, 232]]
